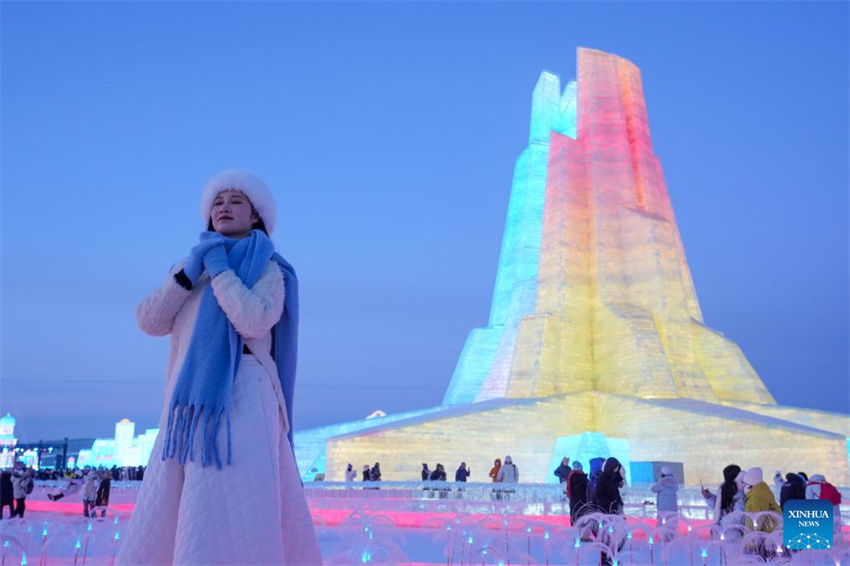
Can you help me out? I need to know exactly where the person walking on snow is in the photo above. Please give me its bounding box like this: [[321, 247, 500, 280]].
[[651, 466, 679, 529], [9, 464, 34, 519], [116, 170, 322, 565]]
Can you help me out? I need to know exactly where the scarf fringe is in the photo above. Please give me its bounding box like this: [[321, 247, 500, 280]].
[[160, 233, 281, 470], [161, 402, 231, 469]]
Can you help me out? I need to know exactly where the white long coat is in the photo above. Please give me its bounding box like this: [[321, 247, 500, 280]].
[[116, 260, 321, 565]]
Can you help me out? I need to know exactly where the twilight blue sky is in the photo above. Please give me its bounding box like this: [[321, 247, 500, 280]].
[[1, 1, 847, 443]]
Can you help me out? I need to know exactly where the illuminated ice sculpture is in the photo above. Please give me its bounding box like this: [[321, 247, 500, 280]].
[[297, 48, 850, 485]]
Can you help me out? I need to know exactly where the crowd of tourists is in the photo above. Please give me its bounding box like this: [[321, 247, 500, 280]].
[[1, 463, 149, 520], [343, 455, 842, 536]]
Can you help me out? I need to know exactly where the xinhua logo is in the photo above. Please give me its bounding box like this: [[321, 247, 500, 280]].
[[784, 499, 833, 550]]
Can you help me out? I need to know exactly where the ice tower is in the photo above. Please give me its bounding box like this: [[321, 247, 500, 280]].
[[297, 48, 850, 485]]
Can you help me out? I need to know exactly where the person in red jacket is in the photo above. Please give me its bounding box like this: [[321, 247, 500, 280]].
[[489, 458, 501, 482]]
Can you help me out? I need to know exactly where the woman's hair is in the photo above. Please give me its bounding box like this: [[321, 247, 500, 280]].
[[207, 207, 269, 236], [720, 464, 742, 512]]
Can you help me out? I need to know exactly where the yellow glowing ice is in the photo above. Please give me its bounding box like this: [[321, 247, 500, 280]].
[[318, 48, 849, 485]]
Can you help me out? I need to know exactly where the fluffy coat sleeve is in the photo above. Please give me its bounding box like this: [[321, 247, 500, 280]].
[[209, 262, 285, 339], [136, 261, 192, 337], [806, 483, 821, 499]]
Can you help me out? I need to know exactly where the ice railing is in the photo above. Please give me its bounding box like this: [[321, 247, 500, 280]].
[[3, 507, 849, 565], [303, 481, 850, 523], [26, 480, 850, 524]]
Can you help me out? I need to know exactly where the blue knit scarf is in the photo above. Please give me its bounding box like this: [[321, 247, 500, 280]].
[[161, 230, 299, 468]]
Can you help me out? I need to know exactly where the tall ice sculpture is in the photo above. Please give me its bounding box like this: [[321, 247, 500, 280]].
[[296, 48, 850, 485]]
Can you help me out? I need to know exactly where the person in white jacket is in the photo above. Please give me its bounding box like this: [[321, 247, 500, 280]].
[[497, 455, 519, 483], [345, 463, 357, 482], [81, 468, 101, 518], [651, 466, 679, 529], [116, 170, 322, 566], [702, 464, 746, 541], [806, 474, 842, 533], [9, 464, 34, 519]]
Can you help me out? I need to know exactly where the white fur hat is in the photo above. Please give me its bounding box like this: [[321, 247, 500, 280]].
[[660, 466, 672, 476], [743, 467, 763, 486], [200, 169, 277, 234]]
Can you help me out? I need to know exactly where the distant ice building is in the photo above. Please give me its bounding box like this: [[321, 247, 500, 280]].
[[294, 47, 850, 485], [0, 414, 18, 468], [76, 419, 159, 469]]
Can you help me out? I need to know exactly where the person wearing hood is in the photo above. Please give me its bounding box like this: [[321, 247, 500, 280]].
[[488, 459, 502, 483], [554, 457, 571, 483], [566, 461, 588, 523], [421, 463, 431, 482], [116, 170, 322, 566], [592, 458, 626, 566], [651, 467, 679, 528], [9, 464, 34, 519], [586, 457, 605, 509], [779, 472, 806, 509], [455, 462, 471, 482], [344, 463, 357, 482], [496, 456, 519, 483], [702, 464, 746, 540], [742, 467, 781, 534], [806, 473, 842, 532], [497, 456, 519, 500], [595, 457, 625, 515]]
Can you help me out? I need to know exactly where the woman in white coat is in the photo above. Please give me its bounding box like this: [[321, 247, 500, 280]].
[[117, 170, 322, 565]]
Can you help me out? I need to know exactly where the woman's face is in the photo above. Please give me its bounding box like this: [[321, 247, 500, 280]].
[[210, 190, 258, 238], [735, 472, 745, 491]]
